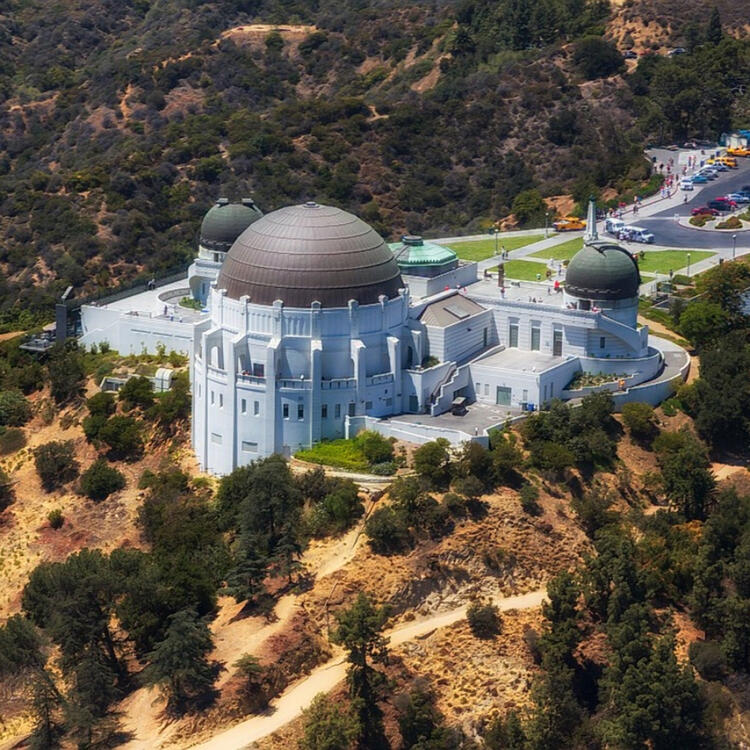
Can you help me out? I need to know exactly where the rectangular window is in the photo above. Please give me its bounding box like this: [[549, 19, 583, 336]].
[[254, 400, 259, 416], [241, 399, 247, 415], [365, 401, 373, 409], [253, 362, 265, 377], [322, 404, 328, 419], [210, 390, 215, 405], [484, 384, 489, 397], [522, 389, 528, 402], [197, 384, 201, 397], [219, 393, 224, 408], [543, 384, 548, 401], [283, 403, 289, 419], [335, 404, 341, 419], [509, 323, 519, 348], [348, 403, 356, 417], [211, 432, 222, 445], [241, 441, 258, 453], [531, 326, 541, 351], [298, 404, 304, 420], [475, 382, 481, 394], [385, 397, 393, 406], [600, 336, 606, 349]]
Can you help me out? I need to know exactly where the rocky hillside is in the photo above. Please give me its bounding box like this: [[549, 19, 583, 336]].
[[0, 0, 748, 326]]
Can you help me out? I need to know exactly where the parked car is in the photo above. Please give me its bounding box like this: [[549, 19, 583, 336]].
[[698, 169, 718, 179], [705, 161, 729, 171], [726, 193, 750, 204], [623, 50, 638, 59], [727, 147, 750, 157], [680, 178, 694, 190], [707, 199, 736, 212], [691, 174, 709, 184], [691, 206, 720, 216], [552, 216, 586, 232], [718, 156, 738, 168], [667, 47, 686, 56]]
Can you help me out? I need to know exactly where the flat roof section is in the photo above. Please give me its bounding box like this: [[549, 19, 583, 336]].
[[473, 347, 565, 373], [419, 294, 486, 326]]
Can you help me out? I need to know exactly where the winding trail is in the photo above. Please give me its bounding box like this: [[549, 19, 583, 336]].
[[189, 588, 547, 750]]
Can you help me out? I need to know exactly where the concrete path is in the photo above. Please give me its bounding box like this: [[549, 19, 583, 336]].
[[188, 588, 547, 750]]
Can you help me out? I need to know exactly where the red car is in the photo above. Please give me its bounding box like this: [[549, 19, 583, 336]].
[[691, 206, 720, 216]]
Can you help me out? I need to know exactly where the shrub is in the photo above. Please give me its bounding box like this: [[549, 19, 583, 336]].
[[119, 376, 154, 410], [621, 402, 658, 445], [34, 440, 79, 491], [519, 482, 542, 516], [716, 216, 742, 230], [0, 469, 14, 512], [0, 390, 32, 426], [79, 459, 126, 501], [86, 391, 115, 417], [573, 37, 624, 79], [0, 427, 26, 455], [47, 508, 64, 529], [413, 438, 452, 487], [354, 430, 393, 465], [466, 599, 501, 638], [689, 214, 710, 227], [99, 415, 143, 459], [48, 344, 85, 404], [365, 506, 411, 554], [689, 640, 726, 681], [370, 461, 396, 476], [442, 492, 467, 517]]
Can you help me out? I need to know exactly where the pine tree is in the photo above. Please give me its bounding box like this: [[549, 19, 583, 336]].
[[142, 608, 220, 715], [301, 693, 361, 750], [706, 6, 723, 45]]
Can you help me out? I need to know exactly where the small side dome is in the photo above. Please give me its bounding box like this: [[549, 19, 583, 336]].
[[565, 241, 641, 300], [199, 198, 263, 253]]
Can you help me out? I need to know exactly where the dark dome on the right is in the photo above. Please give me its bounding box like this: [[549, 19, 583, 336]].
[[200, 198, 263, 253], [565, 241, 641, 300]]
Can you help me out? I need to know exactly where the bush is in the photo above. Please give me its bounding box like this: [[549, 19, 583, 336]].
[[48, 344, 85, 404], [519, 482, 542, 516], [689, 640, 726, 681], [0, 469, 14, 512], [34, 440, 79, 491], [354, 430, 393, 465], [119, 376, 154, 410], [716, 216, 742, 230], [365, 506, 411, 554], [466, 599, 501, 638], [86, 391, 115, 417], [442, 492, 467, 517], [370, 461, 396, 476], [47, 508, 64, 529], [98, 415, 143, 459], [573, 37, 624, 79], [0, 427, 26, 455], [0, 390, 32, 426], [79, 459, 126, 501], [621, 402, 658, 445], [413, 438, 452, 487]]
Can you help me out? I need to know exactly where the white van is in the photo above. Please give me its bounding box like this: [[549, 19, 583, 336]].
[[627, 226, 655, 244], [680, 178, 694, 190], [605, 217, 625, 235]]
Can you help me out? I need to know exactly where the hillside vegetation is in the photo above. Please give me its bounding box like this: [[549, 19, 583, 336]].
[[1, 0, 749, 328]]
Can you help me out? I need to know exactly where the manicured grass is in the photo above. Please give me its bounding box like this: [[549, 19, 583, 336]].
[[446, 234, 543, 261], [296, 439, 369, 471], [489, 259, 551, 281], [530, 237, 584, 261], [636, 250, 714, 275]]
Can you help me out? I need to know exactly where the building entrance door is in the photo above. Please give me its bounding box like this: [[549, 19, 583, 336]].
[[496, 386, 512, 406], [508, 324, 518, 348], [553, 330, 563, 356]]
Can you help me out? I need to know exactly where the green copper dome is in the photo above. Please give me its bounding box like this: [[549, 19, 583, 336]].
[[389, 236, 458, 277], [565, 241, 641, 300], [200, 198, 263, 253]]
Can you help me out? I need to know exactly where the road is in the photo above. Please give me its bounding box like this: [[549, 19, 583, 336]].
[[189, 588, 547, 750], [638, 158, 750, 251]]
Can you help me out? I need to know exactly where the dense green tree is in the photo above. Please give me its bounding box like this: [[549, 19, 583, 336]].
[[47, 344, 85, 404], [153, 372, 191, 428], [695, 262, 750, 320], [0, 389, 31, 426], [79, 459, 126, 501], [706, 6, 723, 45], [119, 375, 154, 410], [301, 693, 360, 750], [34, 440, 79, 491], [573, 37, 624, 80], [365, 505, 411, 554], [354, 430, 394, 465], [99, 415, 144, 459], [413, 438, 452, 488], [396, 684, 459, 749], [142, 608, 219, 715], [511, 189, 546, 226], [621, 401, 658, 446], [678, 300, 729, 350], [484, 710, 526, 749], [467, 599, 502, 638], [332, 593, 390, 748]]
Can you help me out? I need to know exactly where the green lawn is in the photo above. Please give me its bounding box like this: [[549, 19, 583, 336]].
[[488, 259, 550, 281], [530, 237, 583, 261], [636, 250, 714, 275], [295, 439, 369, 471], [446, 234, 543, 261]]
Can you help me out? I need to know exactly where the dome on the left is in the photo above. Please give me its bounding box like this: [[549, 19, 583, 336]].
[[199, 198, 263, 253]]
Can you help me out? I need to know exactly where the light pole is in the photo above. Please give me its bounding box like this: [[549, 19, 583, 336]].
[[733, 233, 737, 261], [687, 252, 691, 276], [493, 227, 499, 256], [545, 211, 549, 239]]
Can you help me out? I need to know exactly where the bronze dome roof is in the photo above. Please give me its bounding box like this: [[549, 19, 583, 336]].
[[216, 203, 404, 307]]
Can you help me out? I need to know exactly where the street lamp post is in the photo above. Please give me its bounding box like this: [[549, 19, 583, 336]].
[[687, 252, 691, 276], [493, 228, 499, 256], [545, 211, 549, 239], [733, 233, 737, 261]]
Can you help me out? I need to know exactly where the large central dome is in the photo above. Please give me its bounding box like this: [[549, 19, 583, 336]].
[[565, 241, 641, 300], [216, 203, 404, 308]]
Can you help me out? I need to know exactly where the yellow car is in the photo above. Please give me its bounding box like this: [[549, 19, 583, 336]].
[[718, 156, 738, 168], [552, 216, 586, 232], [726, 147, 750, 157]]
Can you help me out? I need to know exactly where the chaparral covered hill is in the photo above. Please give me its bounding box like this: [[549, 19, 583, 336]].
[[1, 0, 749, 327]]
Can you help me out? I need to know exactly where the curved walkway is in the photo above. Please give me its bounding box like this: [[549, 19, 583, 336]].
[[189, 588, 547, 750]]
